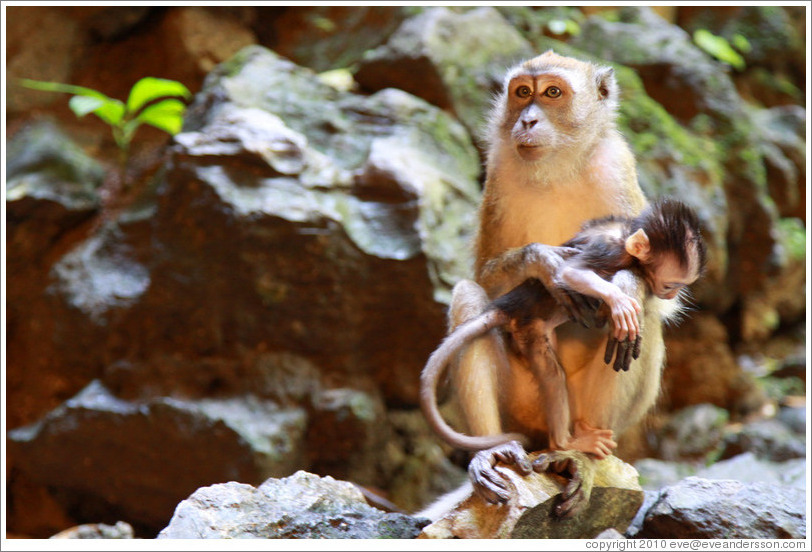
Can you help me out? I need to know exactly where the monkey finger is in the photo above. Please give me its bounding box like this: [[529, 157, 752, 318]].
[[632, 334, 642, 359], [493, 441, 532, 475], [622, 339, 634, 371], [469, 457, 510, 504], [613, 340, 629, 372], [604, 338, 617, 365]]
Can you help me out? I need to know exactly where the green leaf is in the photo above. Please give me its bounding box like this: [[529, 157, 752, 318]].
[[731, 33, 752, 54], [91, 98, 126, 127], [126, 77, 191, 114], [17, 78, 109, 99], [135, 98, 187, 135], [693, 29, 746, 71], [68, 95, 106, 117]]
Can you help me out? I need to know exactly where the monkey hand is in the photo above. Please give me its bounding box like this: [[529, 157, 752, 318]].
[[468, 440, 531, 504], [532, 449, 597, 519], [603, 333, 642, 372], [605, 290, 641, 341]]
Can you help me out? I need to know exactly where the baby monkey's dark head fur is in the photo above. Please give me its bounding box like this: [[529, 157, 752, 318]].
[[566, 198, 707, 299], [634, 198, 707, 277]]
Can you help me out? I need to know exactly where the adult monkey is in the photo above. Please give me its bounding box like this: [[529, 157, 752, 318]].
[[443, 51, 666, 518]]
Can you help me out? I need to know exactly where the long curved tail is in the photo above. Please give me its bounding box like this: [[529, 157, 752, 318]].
[[420, 309, 528, 451]]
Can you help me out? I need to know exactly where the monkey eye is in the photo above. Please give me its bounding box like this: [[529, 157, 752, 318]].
[[515, 85, 532, 98], [544, 86, 562, 98]]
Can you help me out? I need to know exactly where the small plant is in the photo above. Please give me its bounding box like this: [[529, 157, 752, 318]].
[[693, 29, 748, 71], [19, 76, 191, 155]]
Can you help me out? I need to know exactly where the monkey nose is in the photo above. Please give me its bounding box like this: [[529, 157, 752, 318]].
[[521, 118, 538, 130]]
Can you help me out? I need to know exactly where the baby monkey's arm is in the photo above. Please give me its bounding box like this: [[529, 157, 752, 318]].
[[559, 265, 641, 341]]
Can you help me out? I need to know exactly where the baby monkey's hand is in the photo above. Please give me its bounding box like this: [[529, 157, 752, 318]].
[[604, 290, 641, 342]]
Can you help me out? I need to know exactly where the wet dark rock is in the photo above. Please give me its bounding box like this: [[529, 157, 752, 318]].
[[158, 471, 430, 538], [8, 381, 307, 536], [637, 477, 806, 539]]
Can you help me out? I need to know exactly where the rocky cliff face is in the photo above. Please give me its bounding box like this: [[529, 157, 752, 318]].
[[5, 5, 806, 538]]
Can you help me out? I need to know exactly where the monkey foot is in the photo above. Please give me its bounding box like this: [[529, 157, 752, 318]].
[[468, 440, 531, 504], [532, 449, 596, 518], [564, 420, 617, 459]]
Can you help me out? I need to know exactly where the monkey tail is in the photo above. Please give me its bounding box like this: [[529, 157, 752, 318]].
[[420, 309, 529, 451]]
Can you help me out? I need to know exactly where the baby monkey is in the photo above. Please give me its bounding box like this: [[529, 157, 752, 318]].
[[421, 197, 707, 458]]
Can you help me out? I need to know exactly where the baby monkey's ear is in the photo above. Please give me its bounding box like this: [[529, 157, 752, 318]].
[[624, 228, 651, 261]]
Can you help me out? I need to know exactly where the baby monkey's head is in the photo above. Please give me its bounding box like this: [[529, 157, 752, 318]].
[[624, 198, 707, 300]]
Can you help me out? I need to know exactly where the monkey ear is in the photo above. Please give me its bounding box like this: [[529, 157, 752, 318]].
[[595, 66, 617, 101], [625, 228, 651, 261]]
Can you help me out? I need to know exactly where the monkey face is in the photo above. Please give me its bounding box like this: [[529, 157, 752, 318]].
[[495, 51, 619, 164], [504, 72, 576, 162], [647, 254, 699, 300]]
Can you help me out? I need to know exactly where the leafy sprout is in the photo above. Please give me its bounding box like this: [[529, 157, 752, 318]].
[[18, 77, 191, 154], [693, 29, 746, 71]]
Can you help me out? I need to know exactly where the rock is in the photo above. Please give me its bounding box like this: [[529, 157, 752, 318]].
[[778, 405, 806, 435], [385, 410, 469, 514], [162, 7, 257, 76], [420, 454, 643, 539], [677, 6, 805, 107], [81, 6, 153, 40], [6, 120, 105, 429], [635, 459, 697, 491], [305, 388, 392, 487], [158, 471, 429, 538], [651, 403, 729, 461], [720, 418, 806, 462], [752, 106, 806, 220], [7, 380, 307, 536], [637, 477, 806, 539], [572, 6, 742, 124], [355, 7, 533, 134], [626, 489, 662, 537], [5, 7, 85, 113], [697, 452, 806, 490], [6, 120, 103, 261], [51, 521, 134, 539], [149, 45, 480, 405], [596, 528, 626, 539], [661, 316, 765, 417], [267, 6, 410, 72]]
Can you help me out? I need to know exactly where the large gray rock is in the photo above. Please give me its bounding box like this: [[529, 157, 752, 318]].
[[158, 471, 429, 538], [8, 380, 307, 535], [139, 45, 481, 405], [355, 7, 533, 135], [420, 454, 643, 539], [637, 477, 806, 539]]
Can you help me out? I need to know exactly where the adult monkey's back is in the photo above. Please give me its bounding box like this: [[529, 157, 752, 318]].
[[441, 51, 667, 518]]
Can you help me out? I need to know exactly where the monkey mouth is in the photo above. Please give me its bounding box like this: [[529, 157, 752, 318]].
[[515, 143, 546, 160]]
